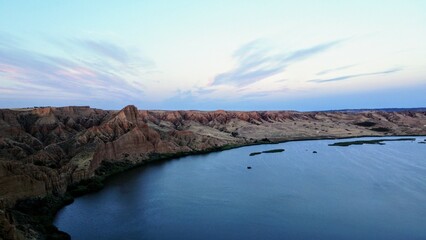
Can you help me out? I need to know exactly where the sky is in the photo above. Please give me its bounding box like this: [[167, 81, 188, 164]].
[[1, 0, 426, 111]]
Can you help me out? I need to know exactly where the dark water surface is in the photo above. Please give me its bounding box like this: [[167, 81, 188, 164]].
[[54, 137, 426, 240]]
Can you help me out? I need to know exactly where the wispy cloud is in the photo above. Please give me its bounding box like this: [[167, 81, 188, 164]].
[[0, 35, 154, 101], [0, 32, 21, 48], [285, 40, 342, 62], [238, 87, 290, 100], [79, 39, 131, 63], [77, 39, 153, 66], [309, 67, 403, 83], [316, 64, 357, 75], [211, 39, 343, 86]]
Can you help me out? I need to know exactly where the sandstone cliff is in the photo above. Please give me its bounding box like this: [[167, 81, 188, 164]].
[[1, 105, 426, 239]]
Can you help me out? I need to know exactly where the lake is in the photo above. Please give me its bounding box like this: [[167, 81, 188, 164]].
[[54, 136, 426, 239]]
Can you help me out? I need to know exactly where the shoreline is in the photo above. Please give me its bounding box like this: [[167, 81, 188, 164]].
[[44, 133, 426, 239]]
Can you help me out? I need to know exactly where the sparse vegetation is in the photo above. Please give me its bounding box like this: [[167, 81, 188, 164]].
[[95, 160, 135, 177], [371, 127, 391, 132], [13, 194, 74, 239], [354, 121, 376, 127], [68, 177, 104, 197]]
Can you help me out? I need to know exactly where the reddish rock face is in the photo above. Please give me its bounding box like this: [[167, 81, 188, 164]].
[[0, 161, 67, 207]]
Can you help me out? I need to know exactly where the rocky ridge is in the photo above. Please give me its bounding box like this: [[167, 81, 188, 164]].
[[1, 105, 426, 239]]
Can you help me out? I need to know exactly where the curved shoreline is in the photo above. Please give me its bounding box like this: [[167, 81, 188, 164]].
[[51, 134, 426, 239]]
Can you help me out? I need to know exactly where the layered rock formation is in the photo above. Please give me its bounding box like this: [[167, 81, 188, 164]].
[[1, 105, 426, 239]]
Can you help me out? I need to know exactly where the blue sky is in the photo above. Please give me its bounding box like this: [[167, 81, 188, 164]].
[[1, 0, 425, 110]]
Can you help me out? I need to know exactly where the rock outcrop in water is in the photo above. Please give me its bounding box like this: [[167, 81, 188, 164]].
[[1, 105, 426, 239]]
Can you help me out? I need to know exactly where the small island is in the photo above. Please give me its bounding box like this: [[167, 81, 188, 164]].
[[329, 138, 416, 147], [262, 149, 285, 153], [249, 152, 262, 156], [249, 149, 285, 156]]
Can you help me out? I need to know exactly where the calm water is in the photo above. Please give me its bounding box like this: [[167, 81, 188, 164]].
[[54, 137, 426, 240]]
